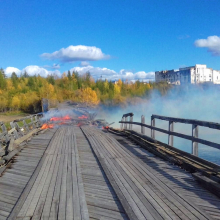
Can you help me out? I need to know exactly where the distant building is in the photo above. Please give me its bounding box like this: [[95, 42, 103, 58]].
[[155, 64, 220, 85]]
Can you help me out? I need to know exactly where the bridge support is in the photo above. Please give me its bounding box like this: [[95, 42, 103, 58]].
[[168, 121, 174, 147], [192, 124, 199, 156]]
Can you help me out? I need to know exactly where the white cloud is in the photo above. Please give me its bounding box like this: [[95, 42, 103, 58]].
[[4, 67, 21, 76], [43, 63, 60, 69], [4, 65, 61, 77], [195, 35, 220, 56], [70, 65, 155, 81], [4, 65, 154, 82], [41, 45, 110, 63], [80, 61, 90, 67], [23, 65, 50, 77]]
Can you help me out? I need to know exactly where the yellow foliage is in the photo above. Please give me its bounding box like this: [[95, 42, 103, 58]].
[[17, 85, 22, 91], [117, 79, 122, 87], [0, 96, 7, 111], [11, 96, 20, 110], [7, 80, 14, 91], [114, 84, 121, 95], [76, 87, 99, 105], [103, 80, 109, 92]]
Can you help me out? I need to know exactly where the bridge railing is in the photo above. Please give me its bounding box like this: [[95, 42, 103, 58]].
[[0, 113, 43, 152], [10, 113, 43, 139], [119, 113, 220, 156]]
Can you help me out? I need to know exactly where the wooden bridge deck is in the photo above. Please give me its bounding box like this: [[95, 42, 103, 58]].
[[0, 125, 220, 219]]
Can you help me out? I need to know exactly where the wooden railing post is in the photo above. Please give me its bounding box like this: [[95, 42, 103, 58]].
[[10, 122, 19, 139], [151, 116, 155, 139], [141, 115, 145, 134], [192, 124, 199, 156], [129, 116, 133, 130], [168, 121, 174, 146], [23, 119, 30, 133], [120, 117, 124, 130], [31, 116, 35, 129], [125, 116, 127, 129], [1, 123, 9, 142]]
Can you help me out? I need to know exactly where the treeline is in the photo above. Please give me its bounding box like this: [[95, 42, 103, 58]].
[[0, 68, 172, 113]]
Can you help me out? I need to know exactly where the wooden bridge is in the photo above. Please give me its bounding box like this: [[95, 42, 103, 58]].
[[0, 112, 220, 220]]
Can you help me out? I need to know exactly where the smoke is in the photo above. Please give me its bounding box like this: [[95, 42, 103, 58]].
[[97, 84, 220, 165]]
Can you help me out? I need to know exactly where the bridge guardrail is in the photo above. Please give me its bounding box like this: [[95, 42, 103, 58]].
[[10, 113, 43, 139], [0, 113, 43, 156], [119, 113, 220, 156]]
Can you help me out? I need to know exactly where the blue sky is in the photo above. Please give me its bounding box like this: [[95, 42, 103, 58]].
[[1, 0, 220, 81]]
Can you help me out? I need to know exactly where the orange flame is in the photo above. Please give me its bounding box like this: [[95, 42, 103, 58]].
[[103, 126, 109, 130], [78, 115, 88, 119], [41, 123, 54, 129], [50, 115, 71, 121]]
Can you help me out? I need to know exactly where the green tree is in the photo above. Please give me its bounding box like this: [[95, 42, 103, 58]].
[[11, 72, 19, 88], [67, 70, 71, 80], [0, 69, 6, 89]]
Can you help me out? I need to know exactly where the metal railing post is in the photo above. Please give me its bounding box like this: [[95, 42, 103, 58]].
[[192, 124, 199, 156], [141, 115, 145, 134], [151, 116, 155, 139], [168, 121, 174, 146], [129, 116, 133, 130]]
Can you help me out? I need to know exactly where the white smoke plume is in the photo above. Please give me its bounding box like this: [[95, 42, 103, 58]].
[[96, 84, 220, 165]]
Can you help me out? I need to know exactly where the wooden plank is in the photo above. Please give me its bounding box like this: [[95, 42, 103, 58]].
[[73, 130, 89, 220], [57, 136, 68, 220], [48, 131, 65, 220], [91, 131, 157, 220], [17, 153, 52, 217], [81, 127, 140, 220], [7, 129, 58, 220], [32, 129, 63, 220], [82, 126, 218, 220]]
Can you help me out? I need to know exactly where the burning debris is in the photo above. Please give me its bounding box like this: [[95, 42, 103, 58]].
[[41, 114, 73, 130], [50, 115, 71, 121], [78, 115, 88, 119], [39, 102, 112, 131], [41, 123, 54, 129]]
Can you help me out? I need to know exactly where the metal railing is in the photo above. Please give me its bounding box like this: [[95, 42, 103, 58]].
[[119, 113, 220, 156]]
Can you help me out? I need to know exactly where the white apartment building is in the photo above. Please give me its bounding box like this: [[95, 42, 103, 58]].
[[155, 64, 220, 85]]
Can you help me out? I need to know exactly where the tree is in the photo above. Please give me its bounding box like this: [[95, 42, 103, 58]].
[[11, 95, 20, 110], [0, 69, 6, 89], [11, 72, 18, 88], [114, 84, 120, 95], [47, 75, 55, 85], [27, 77, 35, 88], [23, 71, 29, 78], [67, 70, 71, 80]]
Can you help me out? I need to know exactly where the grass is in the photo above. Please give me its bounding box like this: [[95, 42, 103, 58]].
[[0, 111, 28, 117], [0, 111, 32, 131]]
